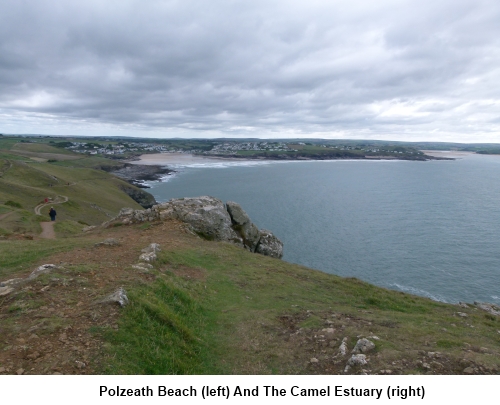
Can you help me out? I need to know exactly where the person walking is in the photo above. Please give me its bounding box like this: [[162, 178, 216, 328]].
[[49, 207, 57, 221]]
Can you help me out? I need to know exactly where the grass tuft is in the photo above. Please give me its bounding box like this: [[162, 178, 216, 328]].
[[103, 277, 220, 375]]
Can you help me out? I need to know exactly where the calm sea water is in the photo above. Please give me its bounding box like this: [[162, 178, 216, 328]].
[[145, 154, 500, 304]]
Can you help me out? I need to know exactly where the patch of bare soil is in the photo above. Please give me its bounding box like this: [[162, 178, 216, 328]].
[[39, 222, 56, 239], [252, 310, 498, 375], [0, 220, 195, 375]]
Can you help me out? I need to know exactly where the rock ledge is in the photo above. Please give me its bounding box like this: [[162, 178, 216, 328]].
[[109, 196, 284, 259]]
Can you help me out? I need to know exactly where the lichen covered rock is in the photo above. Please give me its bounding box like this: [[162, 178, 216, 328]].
[[158, 196, 241, 242], [113, 196, 283, 259], [226, 201, 261, 252], [255, 229, 284, 259]]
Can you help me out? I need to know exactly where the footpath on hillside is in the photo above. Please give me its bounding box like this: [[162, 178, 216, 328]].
[[34, 195, 68, 239], [34, 195, 69, 216], [39, 222, 56, 239]]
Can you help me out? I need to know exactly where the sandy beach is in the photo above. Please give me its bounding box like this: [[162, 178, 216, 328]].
[[421, 150, 475, 158], [128, 153, 242, 165]]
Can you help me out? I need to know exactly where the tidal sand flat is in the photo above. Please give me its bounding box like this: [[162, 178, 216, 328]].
[[421, 150, 475, 158], [130, 152, 243, 166]]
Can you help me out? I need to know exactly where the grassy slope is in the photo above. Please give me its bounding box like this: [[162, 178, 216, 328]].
[[0, 222, 497, 375], [0, 137, 498, 375], [0, 147, 145, 235], [103, 237, 500, 375]]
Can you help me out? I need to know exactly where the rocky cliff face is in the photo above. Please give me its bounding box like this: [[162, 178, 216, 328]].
[[119, 184, 157, 209], [112, 196, 284, 259]]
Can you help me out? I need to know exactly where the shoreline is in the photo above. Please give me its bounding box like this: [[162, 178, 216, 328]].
[[118, 150, 459, 188], [128, 151, 453, 167], [105, 162, 175, 188]]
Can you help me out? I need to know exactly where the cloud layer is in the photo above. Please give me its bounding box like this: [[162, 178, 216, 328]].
[[1, 0, 500, 141]]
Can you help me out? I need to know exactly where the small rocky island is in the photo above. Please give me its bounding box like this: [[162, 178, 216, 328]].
[[110, 196, 284, 258]]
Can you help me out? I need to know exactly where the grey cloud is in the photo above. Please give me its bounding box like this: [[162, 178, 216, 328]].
[[0, 0, 499, 141]]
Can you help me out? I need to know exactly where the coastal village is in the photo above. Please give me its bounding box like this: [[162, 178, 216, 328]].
[[60, 139, 425, 158]]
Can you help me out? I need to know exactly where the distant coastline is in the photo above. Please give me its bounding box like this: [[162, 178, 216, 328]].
[[121, 150, 456, 188], [129, 150, 453, 167]]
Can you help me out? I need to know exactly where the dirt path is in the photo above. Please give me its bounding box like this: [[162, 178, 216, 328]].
[[0, 211, 13, 220], [39, 222, 56, 239], [34, 195, 69, 216]]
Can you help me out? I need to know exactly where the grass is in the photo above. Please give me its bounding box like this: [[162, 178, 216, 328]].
[[98, 239, 500, 374], [0, 138, 498, 375], [0, 238, 92, 279], [5, 200, 22, 208], [0, 218, 498, 375], [0, 157, 146, 233], [53, 220, 86, 237], [103, 277, 222, 374]]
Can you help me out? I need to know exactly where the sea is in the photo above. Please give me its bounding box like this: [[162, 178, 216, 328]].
[[139, 152, 500, 305]]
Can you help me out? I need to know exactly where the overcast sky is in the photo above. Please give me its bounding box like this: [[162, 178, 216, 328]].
[[1, 0, 499, 142]]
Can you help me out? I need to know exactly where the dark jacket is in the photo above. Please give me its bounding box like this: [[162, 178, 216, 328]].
[[49, 208, 57, 218]]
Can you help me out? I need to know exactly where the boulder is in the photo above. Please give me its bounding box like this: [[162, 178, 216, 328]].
[[255, 229, 284, 258]]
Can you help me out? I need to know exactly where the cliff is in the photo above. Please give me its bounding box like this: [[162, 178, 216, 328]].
[[109, 196, 284, 259]]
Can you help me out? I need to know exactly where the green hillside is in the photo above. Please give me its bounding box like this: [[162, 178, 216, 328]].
[[0, 149, 147, 237], [0, 136, 498, 375]]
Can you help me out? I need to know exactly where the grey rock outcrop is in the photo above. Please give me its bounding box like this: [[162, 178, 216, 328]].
[[99, 287, 129, 307], [226, 201, 261, 252], [347, 354, 368, 367], [0, 285, 14, 296], [28, 264, 60, 280], [94, 238, 120, 247], [352, 338, 376, 354], [139, 243, 162, 262], [339, 337, 348, 356], [141, 243, 161, 254], [119, 184, 156, 209], [474, 302, 500, 316], [344, 354, 368, 372], [0, 264, 60, 296], [112, 196, 284, 259], [158, 196, 241, 242], [139, 252, 157, 262], [255, 229, 284, 259]]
